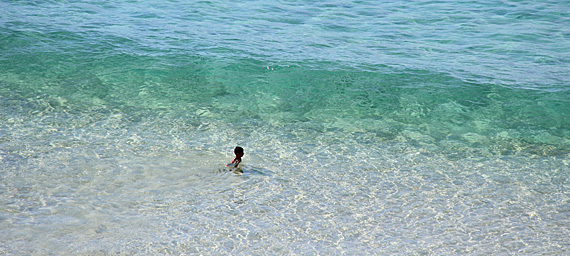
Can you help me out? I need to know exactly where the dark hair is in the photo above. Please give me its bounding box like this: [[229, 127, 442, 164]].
[[234, 146, 244, 154]]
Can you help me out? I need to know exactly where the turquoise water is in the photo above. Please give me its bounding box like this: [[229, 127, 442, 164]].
[[1, 0, 569, 254]]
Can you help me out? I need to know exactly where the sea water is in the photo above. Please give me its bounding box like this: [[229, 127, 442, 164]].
[[1, 0, 569, 254]]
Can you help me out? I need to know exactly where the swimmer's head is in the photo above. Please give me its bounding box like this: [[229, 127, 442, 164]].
[[234, 146, 244, 157]]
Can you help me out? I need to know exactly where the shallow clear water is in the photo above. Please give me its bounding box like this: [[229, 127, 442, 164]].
[[1, 0, 569, 254]]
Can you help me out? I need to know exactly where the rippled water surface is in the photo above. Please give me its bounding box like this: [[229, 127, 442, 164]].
[[1, 0, 569, 254]]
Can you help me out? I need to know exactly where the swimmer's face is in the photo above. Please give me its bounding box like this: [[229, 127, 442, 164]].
[[236, 152, 244, 158]]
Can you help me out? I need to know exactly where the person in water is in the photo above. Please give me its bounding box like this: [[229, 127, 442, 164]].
[[226, 146, 244, 173]]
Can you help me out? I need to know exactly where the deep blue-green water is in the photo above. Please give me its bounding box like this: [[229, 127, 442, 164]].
[[1, 0, 569, 254]]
